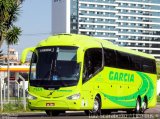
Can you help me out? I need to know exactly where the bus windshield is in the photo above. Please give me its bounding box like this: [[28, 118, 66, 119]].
[[29, 46, 80, 88]]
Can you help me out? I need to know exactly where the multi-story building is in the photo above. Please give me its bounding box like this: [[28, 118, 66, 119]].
[[115, 0, 160, 58], [52, 0, 160, 59], [0, 48, 19, 65]]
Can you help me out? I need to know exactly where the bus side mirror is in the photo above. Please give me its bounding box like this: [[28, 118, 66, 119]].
[[21, 47, 35, 64]]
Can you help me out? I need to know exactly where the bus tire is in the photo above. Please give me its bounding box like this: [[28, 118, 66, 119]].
[[45, 110, 60, 116], [141, 98, 148, 113], [85, 95, 101, 115], [135, 98, 141, 114], [93, 95, 101, 115]]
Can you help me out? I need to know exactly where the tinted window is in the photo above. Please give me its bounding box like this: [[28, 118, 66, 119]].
[[130, 55, 142, 72], [116, 51, 130, 69], [83, 48, 102, 83], [29, 46, 80, 88], [153, 60, 156, 74], [142, 58, 156, 74], [103, 48, 156, 74], [104, 49, 116, 67]]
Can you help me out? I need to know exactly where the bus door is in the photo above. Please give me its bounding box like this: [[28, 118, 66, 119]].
[[81, 48, 103, 109]]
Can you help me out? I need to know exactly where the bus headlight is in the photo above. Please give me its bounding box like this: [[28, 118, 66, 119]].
[[27, 93, 37, 100], [67, 93, 80, 100]]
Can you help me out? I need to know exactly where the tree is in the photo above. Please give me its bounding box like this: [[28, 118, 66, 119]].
[[0, 0, 24, 47], [0, 50, 3, 65], [5, 25, 21, 103], [0, 0, 24, 103], [6, 26, 21, 45], [0, 50, 3, 57]]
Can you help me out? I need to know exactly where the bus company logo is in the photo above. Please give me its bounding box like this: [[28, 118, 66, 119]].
[[39, 48, 52, 52], [109, 71, 134, 82], [47, 91, 55, 96]]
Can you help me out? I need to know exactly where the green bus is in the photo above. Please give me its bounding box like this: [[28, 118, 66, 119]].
[[21, 34, 157, 116]]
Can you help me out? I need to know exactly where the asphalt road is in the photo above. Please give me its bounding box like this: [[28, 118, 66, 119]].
[[0, 105, 160, 119]]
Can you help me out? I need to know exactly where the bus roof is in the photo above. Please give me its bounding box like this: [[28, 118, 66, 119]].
[[36, 34, 155, 60]]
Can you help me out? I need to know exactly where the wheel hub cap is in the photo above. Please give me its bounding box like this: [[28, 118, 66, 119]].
[[93, 99, 99, 112]]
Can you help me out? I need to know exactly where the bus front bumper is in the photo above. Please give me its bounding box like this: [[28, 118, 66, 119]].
[[27, 98, 82, 110]]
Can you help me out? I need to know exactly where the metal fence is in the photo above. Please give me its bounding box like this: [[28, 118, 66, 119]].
[[0, 72, 27, 111]]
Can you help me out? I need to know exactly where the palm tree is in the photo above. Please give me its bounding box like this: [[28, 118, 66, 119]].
[[0, 0, 24, 47], [0, 0, 24, 103], [6, 26, 21, 45], [6, 26, 21, 102]]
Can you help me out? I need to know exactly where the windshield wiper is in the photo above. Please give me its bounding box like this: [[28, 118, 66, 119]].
[[49, 59, 54, 80]]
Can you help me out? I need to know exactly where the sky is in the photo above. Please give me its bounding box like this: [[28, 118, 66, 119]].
[[1, 0, 52, 57], [1, 0, 160, 58]]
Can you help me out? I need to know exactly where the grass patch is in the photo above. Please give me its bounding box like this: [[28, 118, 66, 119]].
[[0, 102, 43, 113], [2, 103, 31, 113]]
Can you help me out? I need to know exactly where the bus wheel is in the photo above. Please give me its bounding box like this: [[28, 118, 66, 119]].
[[135, 98, 141, 114], [85, 96, 101, 115], [93, 96, 101, 114], [141, 98, 147, 113], [45, 110, 60, 116]]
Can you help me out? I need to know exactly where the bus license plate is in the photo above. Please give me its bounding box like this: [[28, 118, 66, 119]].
[[46, 103, 55, 106]]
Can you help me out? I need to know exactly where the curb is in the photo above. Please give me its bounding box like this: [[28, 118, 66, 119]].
[[0, 111, 45, 115]]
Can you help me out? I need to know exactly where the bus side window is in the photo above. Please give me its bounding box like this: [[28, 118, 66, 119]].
[[83, 48, 102, 83], [116, 51, 130, 69], [142, 58, 155, 74], [104, 49, 116, 67], [130, 55, 141, 72], [152, 60, 156, 74], [31, 52, 37, 63], [30, 52, 37, 80]]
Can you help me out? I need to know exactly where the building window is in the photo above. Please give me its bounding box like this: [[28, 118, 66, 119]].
[[73, 26, 76, 30], [73, 19, 76, 22]]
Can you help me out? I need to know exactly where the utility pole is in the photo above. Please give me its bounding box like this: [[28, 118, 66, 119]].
[[7, 44, 10, 103], [0, 78, 3, 111]]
